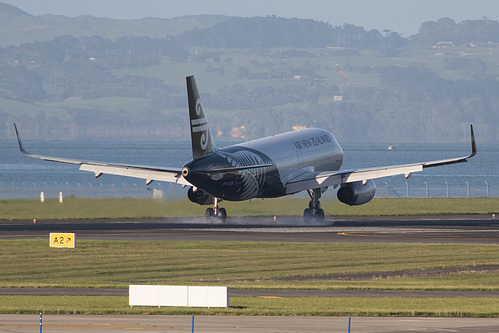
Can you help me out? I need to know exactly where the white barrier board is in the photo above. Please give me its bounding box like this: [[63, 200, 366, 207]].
[[129, 285, 160, 306], [188, 286, 230, 307], [160, 286, 188, 306], [129, 285, 229, 307]]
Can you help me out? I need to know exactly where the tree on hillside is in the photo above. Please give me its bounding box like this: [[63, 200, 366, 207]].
[[411, 17, 499, 46]]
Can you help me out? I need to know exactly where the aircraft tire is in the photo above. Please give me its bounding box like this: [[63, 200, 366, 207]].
[[303, 208, 313, 223], [217, 208, 227, 222], [316, 209, 325, 222], [205, 208, 215, 218]]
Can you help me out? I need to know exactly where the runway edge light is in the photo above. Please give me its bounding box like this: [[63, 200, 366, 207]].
[[50, 233, 76, 248]]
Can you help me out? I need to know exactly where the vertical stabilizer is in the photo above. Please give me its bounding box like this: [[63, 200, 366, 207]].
[[187, 76, 216, 160]]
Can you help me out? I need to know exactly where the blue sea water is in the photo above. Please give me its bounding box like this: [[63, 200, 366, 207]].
[[0, 138, 497, 199]]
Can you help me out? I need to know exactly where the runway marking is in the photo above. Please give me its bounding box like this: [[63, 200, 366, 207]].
[[337, 232, 372, 237], [257, 296, 284, 299], [188, 227, 342, 233], [337, 231, 485, 240], [184, 227, 498, 234], [0, 323, 174, 330]]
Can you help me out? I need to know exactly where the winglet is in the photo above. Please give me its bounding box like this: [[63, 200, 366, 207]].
[[13, 123, 28, 154], [469, 124, 477, 159], [422, 124, 477, 169]]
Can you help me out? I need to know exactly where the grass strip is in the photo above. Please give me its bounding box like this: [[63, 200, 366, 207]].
[[0, 296, 498, 317], [0, 197, 498, 220], [0, 240, 497, 290], [229, 272, 499, 291]]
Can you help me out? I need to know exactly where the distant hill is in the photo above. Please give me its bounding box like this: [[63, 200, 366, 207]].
[[0, 2, 30, 17], [179, 16, 334, 48], [0, 2, 498, 142], [0, 2, 231, 46]]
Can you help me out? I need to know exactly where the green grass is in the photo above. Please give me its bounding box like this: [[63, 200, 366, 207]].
[[1, 239, 498, 316], [1, 296, 498, 317], [231, 272, 499, 291], [43, 96, 151, 111], [0, 197, 497, 220], [0, 97, 64, 120], [324, 198, 499, 216], [0, 240, 497, 290]]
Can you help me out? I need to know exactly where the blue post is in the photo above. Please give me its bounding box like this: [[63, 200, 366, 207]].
[[348, 316, 351, 333], [191, 315, 195, 333], [39, 313, 42, 333]]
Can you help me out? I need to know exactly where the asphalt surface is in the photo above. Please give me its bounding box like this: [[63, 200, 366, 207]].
[[1, 314, 499, 333], [1, 214, 499, 244]]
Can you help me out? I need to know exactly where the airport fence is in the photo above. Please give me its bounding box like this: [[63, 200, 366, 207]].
[[0, 181, 180, 200], [375, 180, 495, 199], [0, 180, 496, 200]]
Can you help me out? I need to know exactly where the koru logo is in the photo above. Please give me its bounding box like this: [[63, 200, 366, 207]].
[[196, 98, 208, 150], [196, 98, 203, 116], [200, 133, 208, 150]]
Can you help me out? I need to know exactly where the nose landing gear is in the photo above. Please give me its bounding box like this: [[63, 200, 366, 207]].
[[205, 197, 227, 222]]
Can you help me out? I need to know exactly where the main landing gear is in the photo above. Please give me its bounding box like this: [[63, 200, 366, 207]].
[[205, 197, 227, 222], [303, 188, 325, 223]]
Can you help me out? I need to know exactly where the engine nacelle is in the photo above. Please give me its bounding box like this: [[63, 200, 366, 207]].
[[337, 180, 376, 206], [187, 187, 215, 205]]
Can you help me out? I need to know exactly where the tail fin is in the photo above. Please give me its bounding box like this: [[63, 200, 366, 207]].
[[186, 75, 216, 160]]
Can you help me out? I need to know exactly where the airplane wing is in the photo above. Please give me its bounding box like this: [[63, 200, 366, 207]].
[[286, 125, 476, 194], [14, 124, 191, 186]]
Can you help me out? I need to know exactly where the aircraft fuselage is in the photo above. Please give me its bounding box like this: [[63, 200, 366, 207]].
[[182, 128, 343, 201]]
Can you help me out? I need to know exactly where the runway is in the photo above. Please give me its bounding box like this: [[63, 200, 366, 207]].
[[1, 215, 498, 244]]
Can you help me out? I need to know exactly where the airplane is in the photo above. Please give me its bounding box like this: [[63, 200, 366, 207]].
[[15, 75, 477, 223]]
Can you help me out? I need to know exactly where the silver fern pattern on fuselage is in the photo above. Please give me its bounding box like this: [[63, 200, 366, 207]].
[[217, 149, 267, 200]]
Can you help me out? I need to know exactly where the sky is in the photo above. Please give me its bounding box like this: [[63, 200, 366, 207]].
[[3, 0, 499, 36]]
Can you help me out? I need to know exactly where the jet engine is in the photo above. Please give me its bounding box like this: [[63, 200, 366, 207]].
[[337, 180, 376, 206], [187, 187, 215, 205]]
